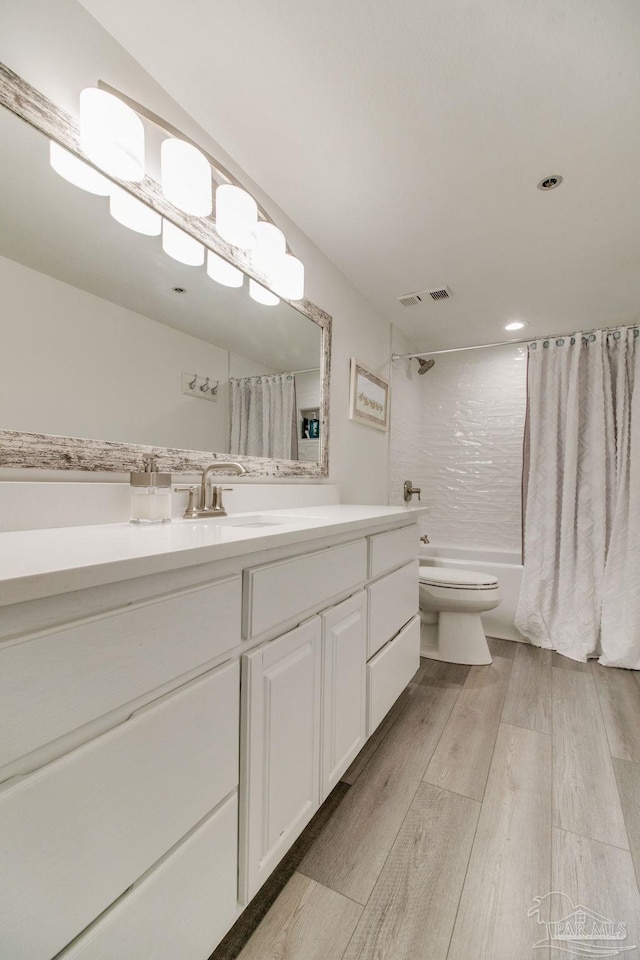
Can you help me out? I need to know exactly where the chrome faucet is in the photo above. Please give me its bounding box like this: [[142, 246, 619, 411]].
[[175, 461, 247, 519], [199, 462, 247, 513]]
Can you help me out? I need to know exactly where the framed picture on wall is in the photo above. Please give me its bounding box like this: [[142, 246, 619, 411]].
[[349, 359, 390, 432]]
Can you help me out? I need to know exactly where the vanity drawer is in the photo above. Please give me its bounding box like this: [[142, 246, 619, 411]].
[[0, 576, 241, 771], [0, 660, 239, 960], [368, 560, 419, 659], [243, 539, 367, 638], [367, 615, 420, 735], [368, 523, 419, 579], [58, 793, 239, 960]]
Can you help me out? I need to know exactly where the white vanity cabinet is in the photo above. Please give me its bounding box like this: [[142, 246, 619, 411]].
[[0, 508, 421, 960], [239, 617, 323, 903], [321, 590, 367, 798], [239, 591, 368, 902], [0, 662, 240, 960]]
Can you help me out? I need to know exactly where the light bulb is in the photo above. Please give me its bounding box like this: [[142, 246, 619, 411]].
[[110, 186, 161, 235], [504, 321, 528, 331], [249, 279, 279, 306], [252, 221, 286, 262], [215, 184, 257, 248], [49, 141, 111, 195], [162, 220, 204, 266], [274, 254, 305, 300], [161, 139, 212, 216], [80, 88, 144, 181], [206, 250, 243, 287]]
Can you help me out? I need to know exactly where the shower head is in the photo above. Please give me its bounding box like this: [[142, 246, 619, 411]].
[[416, 357, 436, 374]]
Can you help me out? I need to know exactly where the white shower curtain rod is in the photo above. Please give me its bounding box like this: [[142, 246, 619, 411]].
[[391, 338, 530, 360], [391, 322, 639, 362]]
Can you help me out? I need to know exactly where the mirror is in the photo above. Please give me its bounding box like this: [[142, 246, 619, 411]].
[[0, 66, 330, 476]]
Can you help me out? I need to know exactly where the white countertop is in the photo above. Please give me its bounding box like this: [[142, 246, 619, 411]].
[[0, 504, 424, 607]]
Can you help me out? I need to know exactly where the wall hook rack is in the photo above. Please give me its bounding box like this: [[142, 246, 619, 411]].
[[181, 371, 219, 402]]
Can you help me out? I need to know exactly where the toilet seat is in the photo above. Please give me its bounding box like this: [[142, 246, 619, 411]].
[[419, 566, 498, 590]]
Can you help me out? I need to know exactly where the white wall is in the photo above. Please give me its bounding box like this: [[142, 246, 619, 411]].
[[0, 0, 393, 507], [389, 330, 527, 552], [0, 255, 237, 452]]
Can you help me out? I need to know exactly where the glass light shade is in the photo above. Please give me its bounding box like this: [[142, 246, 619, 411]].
[[252, 221, 286, 261], [161, 139, 212, 216], [249, 279, 279, 306], [162, 220, 204, 266], [215, 184, 257, 248], [206, 250, 243, 288], [49, 141, 111, 196], [80, 88, 144, 181], [273, 254, 305, 300], [110, 186, 161, 235]]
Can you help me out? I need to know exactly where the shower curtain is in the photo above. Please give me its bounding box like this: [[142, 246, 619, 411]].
[[229, 374, 298, 460], [515, 326, 640, 668]]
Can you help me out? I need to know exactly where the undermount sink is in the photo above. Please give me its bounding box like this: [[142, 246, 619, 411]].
[[214, 514, 329, 528]]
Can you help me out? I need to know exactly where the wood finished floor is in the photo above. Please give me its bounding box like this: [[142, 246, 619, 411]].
[[213, 641, 640, 960]]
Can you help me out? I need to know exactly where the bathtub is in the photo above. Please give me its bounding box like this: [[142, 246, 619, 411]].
[[419, 544, 524, 642]]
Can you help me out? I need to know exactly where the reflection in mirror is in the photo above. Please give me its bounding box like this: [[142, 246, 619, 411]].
[[0, 102, 324, 464]]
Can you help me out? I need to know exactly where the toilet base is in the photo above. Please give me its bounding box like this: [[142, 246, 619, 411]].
[[420, 612, 492, 666]]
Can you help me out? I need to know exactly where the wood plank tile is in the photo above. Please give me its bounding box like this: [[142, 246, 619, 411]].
[[211, 783, 351, 960], [552, 828, 640, 957], [342, 660, 431, 786], [488, 636, 517, 659], [420, 658, 471, 688], [502, 643, 552, 734], [423, 655, 513, 800], [551, 651, 591, 672], [236, 872, 362, 960], [343, 783, 479, 960], [592, 662, 640, 762], [299, 672, 461, 903], [447, 723, 552, 960], [552, 668, 629, 849], [613, 758, 640, 890]]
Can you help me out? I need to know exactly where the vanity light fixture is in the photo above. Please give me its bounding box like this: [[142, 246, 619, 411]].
[[252, 223, 305, 302], [215, 184, 258, 249], [250, 221, 285, 300], [79, 88, 145, 181], [252, 221, 287, 265], [162, 219, 205, 266], [161, 139, 212, 217], [274, 254, 305, 301], [49, 142, 111, 196], [206, 250, 244, 288], [249, 279, 279, 306], [504, 320, 529, 331], [49, 81, 305, 303], [110, 185, 161, 236]]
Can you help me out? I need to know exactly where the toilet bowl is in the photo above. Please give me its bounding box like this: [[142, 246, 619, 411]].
[[419, 565, 501, 665]]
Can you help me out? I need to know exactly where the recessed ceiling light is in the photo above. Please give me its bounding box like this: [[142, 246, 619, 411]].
[[504, 321, 528, 331], [537, 175, 563, 191]]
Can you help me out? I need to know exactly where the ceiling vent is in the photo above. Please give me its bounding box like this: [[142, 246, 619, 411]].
[[397, 293, 423, 308], [397, 286, 451, 307]]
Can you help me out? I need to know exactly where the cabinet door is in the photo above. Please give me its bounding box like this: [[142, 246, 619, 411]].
[[321, 591, 367, 799], [239, 618, 322, 903]]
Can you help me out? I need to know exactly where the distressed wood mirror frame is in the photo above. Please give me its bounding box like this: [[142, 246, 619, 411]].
[[0, 62, 331, 477]]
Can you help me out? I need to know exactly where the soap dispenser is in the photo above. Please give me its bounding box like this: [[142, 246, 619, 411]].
[[129, 456, 172, 524]]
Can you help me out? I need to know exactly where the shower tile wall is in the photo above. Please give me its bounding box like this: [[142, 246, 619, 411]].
[[389, 339, 527, 552]]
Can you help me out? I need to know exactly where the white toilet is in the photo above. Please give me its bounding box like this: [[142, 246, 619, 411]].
[[418, 565, 502, 665]]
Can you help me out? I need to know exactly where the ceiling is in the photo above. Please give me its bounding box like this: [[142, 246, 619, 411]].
[[78, 0, 640, 350]]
